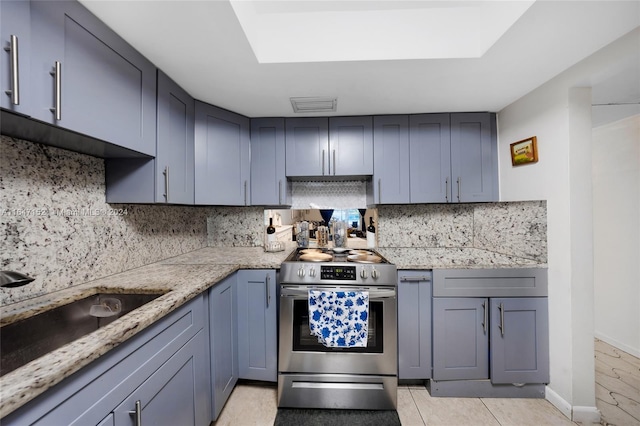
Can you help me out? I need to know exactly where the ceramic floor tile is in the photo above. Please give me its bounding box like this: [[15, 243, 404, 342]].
[[410, 388, 500, 425], [397, 388, 426, 426], [481, 398, 575, 426], [214, 383, 278, 426]]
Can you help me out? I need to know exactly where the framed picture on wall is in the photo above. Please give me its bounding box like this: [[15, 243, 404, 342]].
[[510, 136, 538, 166]]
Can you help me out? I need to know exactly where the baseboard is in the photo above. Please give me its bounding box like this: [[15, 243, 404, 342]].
[[594, 332, 640, 358], [545, 387, 572, 420], [572, 406, 601, 423], [545, 387, 601, 423]]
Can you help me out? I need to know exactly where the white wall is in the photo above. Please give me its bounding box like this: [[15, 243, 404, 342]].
[[496, 27, 640, 423], [592, 114, 640, 357]]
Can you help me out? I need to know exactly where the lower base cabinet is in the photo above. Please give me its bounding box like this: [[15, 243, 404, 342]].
[[397, 271, 432, 379], [208, 274, 238, 421], [2, 295, 210, 426]]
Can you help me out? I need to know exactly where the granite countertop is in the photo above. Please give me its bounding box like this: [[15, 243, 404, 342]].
[[0, 245, 295, 419], [380, 247, 547, 269]]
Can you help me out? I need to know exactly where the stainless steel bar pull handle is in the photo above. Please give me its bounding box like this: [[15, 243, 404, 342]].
[[49, 61, 61, 120], [278, 180, 282, 204], [456, 177, 461, 202], [499, 302, 505, 336], [128, 400, 142, 426], [244, 180, 248, 205], [378, 179, 382, 203], [445, 177, 449, 203], [482, 301, 487, 333], [163, 166, 169, 202], [399, 276, 431, 282], [322, 149, 326, 175], [266, 274, 271, 308], [4, 35, 20, 105], [332, 149, 336, 175]]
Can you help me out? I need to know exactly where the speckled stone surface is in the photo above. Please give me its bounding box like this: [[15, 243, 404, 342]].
[[377, 202, 547, 267], [0, 246, 294, 419], [0, 136, 217, 306], [207, 206, 264, 247]]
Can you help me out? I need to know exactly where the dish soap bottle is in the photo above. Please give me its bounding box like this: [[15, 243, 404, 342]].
[[366, 217, 376, 249], [266, 217, 276, 243]]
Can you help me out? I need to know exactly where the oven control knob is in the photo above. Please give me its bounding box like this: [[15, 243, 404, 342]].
[[371, 268, 379, 279], [360, 268, 368, 279], [297, 267, 305, 278], [309, 267, 317, 277]]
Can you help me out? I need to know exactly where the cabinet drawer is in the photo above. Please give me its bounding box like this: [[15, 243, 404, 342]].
[[433, 268, 547, 297]]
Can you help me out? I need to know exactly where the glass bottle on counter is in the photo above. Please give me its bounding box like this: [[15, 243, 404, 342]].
[[366, 217, 376, 249], [266, 217, 276, 243]]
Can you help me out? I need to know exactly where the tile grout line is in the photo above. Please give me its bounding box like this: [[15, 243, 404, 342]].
[[479, 398, 503, 425], [407, 387, 428, 426]]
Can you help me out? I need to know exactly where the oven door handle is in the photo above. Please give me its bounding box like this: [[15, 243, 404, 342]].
[[280, 286, 396, 298]]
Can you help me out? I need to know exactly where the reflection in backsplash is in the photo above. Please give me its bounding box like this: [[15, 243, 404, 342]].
[[264, 209, 378, 248]]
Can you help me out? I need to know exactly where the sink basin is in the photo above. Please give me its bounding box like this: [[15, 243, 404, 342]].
[[0, 292, 164, 377]]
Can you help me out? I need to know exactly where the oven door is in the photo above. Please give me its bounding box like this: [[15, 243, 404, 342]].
[[279, 285, 397, 376]]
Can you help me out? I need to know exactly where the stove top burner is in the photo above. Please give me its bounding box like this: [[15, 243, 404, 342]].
[[285, 248, 389, 264]]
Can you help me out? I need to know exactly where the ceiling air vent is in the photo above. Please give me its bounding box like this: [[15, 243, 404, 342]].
[[290, 97, 337, 113]]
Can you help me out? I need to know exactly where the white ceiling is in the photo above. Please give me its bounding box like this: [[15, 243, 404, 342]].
[[79, 0, 640, 121]]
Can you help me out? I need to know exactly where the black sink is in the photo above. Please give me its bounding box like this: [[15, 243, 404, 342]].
[[0, 292, 164, 377]]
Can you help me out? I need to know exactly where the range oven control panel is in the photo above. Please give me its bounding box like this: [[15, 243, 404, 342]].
[[320, 265, 356, 280]]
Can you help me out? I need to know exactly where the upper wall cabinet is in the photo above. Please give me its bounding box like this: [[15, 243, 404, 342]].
[[106, 70, 194, 204], [250, 118, 290, 206], [374, 112, 498, 204], [195, 101, 250, 206], [1, 0, 31, 115], [28, 0, 157, 156], [285, 116, 373, 177]]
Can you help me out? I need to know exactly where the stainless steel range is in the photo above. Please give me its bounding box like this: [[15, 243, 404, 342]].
[[278, 248, 398, 410]]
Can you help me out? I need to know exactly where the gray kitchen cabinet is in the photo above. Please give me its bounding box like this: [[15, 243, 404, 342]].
[[397, 271, 432, 379], [2, 295, 210, 426], [329, 116, 373, 176], [250, 118, 290, 206], [285, 117, 329, 177], [409, 114, 451, 203], [432, 297, 489, 381], [105, 70, 195, 204], [208, 274, 238, 420], [195, 101, 250, 205], [373, 115, 410, 204], [285, 116, 373, 177], [450, 112, 498, 202], [432, 297, 549, 383], [28, 0, 157, 156], [490, 297, 549, 384], [1, 0, 30, 115], [236, 270, 277, 382]]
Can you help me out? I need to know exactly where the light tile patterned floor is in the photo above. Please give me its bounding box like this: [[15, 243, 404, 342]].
[[594, 339, 640, 426], [213, 340, 640, 426]]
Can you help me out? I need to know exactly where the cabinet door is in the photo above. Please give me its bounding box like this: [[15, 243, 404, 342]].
[[156, 70, 195, 204], [329, 116, 373, 176], [373, 115, 410, 204], [409, 114, 451, 203], [195, 101, 250, 205], [113, 330, 210, 426], [250, 118, 289, 206], [209, 275, 238, 420], [29, 1, 156, 155], [450, 113, 497, 202], [285, 117, 328, 177], [397, 271, 432, 379], [236, 270, 277, 382], [432, 298, 488, 380], [1, 0, 30, 114], [490, 298, 549, 384]]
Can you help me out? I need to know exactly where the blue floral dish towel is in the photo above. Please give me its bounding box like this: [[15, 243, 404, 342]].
[[308, 290, 369, 347]]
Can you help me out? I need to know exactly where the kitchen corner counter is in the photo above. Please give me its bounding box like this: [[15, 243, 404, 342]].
[[378, 247, 547, 269], [0, 245, 295, 419]]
